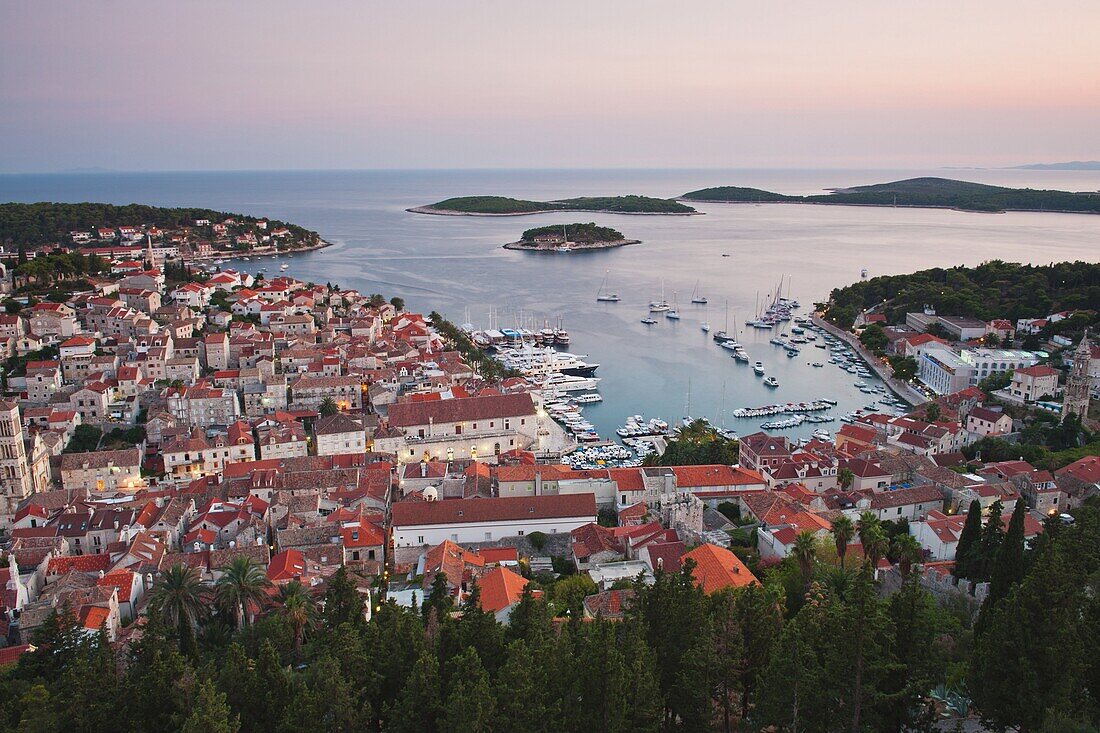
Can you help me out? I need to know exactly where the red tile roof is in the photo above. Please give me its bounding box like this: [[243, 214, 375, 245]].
[[0, 644, 32, 666], [388, 392, 535, 428], [267, 549, 306, 582], [681, 544, 757, 594], [392, 494, 596, 527], [477, 566, 528, 614]]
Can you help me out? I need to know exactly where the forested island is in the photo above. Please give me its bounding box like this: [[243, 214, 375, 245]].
[[682, 177, 1100, 214], [409, 194, 697, 216], [823, 260, 1100, 334], [504, 222, 638, 251], [0, 202, 320, 248]]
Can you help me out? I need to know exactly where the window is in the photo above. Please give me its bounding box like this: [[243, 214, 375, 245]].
[[485, 532, 492, 540], [517, 530, 524, 536], [897, 508, 902, 515], [417, 535, 424, 544]]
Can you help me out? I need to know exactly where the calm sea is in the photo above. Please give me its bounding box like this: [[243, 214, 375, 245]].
[[3, 168, 1099, 440]]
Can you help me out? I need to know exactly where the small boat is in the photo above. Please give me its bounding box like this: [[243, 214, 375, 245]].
[[690, 280, 708, 304], [700, 322, 710, 332], [573, 393, 603, 403], [753, 362, 765, 375], [596, 270, 621, 302], [861, 268, 869, 278], [280, 263, 289, 271], [641, 317, 657, 325], [649, 280, 670, 312], [763, 376, 779, 388], [722, 253, 731, 257], [812, 362, 824, 368]]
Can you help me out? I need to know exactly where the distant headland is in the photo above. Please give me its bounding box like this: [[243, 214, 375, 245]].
[[503, 223, 639, 252], [681, 177, 1100, 215], [408, 194, 697, 216]]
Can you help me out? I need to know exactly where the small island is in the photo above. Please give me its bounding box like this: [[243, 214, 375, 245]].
[[682, 177, 1100, 215], [409, 194, 697, 216], [503, 223, 640, 252]]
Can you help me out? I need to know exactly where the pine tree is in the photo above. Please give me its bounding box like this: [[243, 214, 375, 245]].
[[441, 648, 495, 733], [181, 679, 240, 733], [386, 649, 443, 733], [954, 500, 983, 578], [494, 640, 551, 733]]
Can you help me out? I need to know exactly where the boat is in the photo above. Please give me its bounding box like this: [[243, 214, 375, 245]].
[[700, 322, 710, 332], [666, 291, 681, 320], [641, 316, 657, 325], [573, 393, 603, 403], [861, 268, 869, 278], [649, 280, 670, 312], [596, 270, 621, 302], [812, 362, 824, 368], [690, 280, 708, 304], [280, 263, 289, 271], [496, 344, 598, 377], [763, 376, 779, 388], [732, 349, 750, 363], [712, 300, 738, 343], [753, 362, 765, 375]]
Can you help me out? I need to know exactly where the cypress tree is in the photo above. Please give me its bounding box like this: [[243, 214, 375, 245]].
[[978, 500, 1006, 580], [988, 500, 1028, 605], [954, 500, 983, 579]]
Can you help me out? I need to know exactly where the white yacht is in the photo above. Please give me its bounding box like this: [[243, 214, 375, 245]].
[[496, 345, 599, 378], [700, 321, 710, 332], [764, 376, 779, 388], [753, 362, 765, 375]]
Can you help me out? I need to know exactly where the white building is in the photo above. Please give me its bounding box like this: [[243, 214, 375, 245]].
[[391, 493, 597, 547]]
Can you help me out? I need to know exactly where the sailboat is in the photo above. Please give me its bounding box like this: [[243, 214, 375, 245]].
[[713, 300, 737, 344], [690, 280, 708, 304], [596, 270, 621, 302], [649, 281, 670, 312], [665, 291, 681, 319]]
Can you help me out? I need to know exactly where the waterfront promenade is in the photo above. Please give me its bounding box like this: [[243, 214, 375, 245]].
[[811, 315, 929, 407]]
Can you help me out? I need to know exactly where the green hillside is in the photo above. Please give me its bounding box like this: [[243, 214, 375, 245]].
[[683, 177, 1100, 214]]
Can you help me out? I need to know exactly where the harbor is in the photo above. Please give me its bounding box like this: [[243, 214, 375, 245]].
[[458, 284, 915, 457]]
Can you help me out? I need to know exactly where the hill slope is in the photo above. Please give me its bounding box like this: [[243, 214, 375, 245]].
[[683, 177, 1100, 214]]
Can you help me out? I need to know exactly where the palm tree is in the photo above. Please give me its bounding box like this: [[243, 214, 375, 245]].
[[862, 525, 890, 572], [856, 511, 880, 550], [215, 556, 271, 628], [150, 563, 208, 650], [318, 396, 339, 417], [276, 579, 319, 651], [792, 531, 817, 591], [819, 564, 858, 601], [831, 515, 855, 568], [892, 533, 924, 578]]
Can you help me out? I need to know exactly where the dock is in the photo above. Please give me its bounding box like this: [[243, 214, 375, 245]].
[[811, 314, 929, 407]]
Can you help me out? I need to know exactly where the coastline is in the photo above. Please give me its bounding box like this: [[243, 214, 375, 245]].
[[502, 238, 641, 252], [677, 198, 1100, 216], [407, 205, 700, 217], [194, 237, 334, 262]]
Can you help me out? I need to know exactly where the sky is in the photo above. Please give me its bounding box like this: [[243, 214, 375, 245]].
[[1, 1, 1098, 172]]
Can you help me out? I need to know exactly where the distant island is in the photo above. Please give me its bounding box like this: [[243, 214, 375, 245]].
[[682, 177, 1100, 214], [0, 202, 325, 257], [503, 222, 639, 252], [1011, 161, 1100, 171], [409, 194, 697, 216]]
